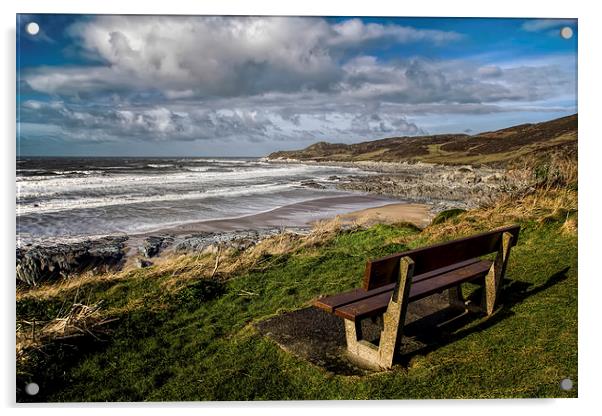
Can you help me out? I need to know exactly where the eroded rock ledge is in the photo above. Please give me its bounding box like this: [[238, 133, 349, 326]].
[[16, 236, 128, 286], [16, 228, 311, 286]]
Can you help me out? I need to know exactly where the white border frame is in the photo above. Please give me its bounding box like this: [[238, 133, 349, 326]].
[[2, 1, 598, 415]]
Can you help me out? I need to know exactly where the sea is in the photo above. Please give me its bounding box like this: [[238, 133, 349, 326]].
[[16, 157, 398, 246]]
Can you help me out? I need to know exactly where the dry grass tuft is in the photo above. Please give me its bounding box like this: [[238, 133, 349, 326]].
[[300, 218, 344, 248], [512, 151, 577, 189], [17, 301, 116, 365], [159, 222, 344, 289], [209, 219, 346, 276], [17, 271, 129, 301], [561, 216, 578, 236], [424, 186, 577, 243]]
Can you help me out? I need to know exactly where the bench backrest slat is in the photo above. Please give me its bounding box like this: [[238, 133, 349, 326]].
[[363, 225, 520, 290]]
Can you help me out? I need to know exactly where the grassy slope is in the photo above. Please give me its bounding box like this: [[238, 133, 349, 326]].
[[267, 114, 577, 166], [17, 189, 578, 401]]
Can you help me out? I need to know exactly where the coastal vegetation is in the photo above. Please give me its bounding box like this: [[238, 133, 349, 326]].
[[16, 140, 577, 401]]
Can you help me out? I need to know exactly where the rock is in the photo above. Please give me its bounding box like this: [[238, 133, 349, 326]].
[[335, 163, 532, 209], [16, 236, 128, 286], [139, 235, 174, 258], [483, 174, 502, 183], [136, 258, 153, 268], [300, 180, 326, 189], [173, 228, 308, 254], [172, 232, 213, 253]]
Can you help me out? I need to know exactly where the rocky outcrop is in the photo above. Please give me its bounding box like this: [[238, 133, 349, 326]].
[[136, 258, 153, 268], [16, 236, 128, 286], [173, 228, 308, 254], [300, 180, 326, 189], [335, 164, 533, 209], [138, 235, 174, 258]]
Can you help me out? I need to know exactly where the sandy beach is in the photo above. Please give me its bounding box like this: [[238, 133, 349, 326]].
[[147, 195, 434, 236], [338, 202, 434, 228], [116, 195, 434, 256]]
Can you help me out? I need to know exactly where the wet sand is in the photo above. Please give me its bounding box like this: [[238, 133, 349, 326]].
[[145, 194, 433, 237]]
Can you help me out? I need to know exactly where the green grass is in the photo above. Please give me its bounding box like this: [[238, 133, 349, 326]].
[[16, 219, 577, 401], [431, 209, 467, 225]]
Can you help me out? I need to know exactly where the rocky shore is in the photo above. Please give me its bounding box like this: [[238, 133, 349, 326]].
[[16, 236, 129, 286], [16, 227, 310, 286], [265, 159, 534, 210]]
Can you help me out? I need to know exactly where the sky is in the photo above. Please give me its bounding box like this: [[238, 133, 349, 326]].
[[16, 15, 577, 157]]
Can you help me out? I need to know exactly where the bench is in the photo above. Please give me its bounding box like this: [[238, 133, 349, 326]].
[[313, 225, 520, 369]]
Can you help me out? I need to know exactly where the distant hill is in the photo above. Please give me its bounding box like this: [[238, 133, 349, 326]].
[[267, 114, 577, 166]]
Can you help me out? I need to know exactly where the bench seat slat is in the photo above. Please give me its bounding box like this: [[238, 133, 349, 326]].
[[333, 259, 492, 321], [313, 258, 483, 313]]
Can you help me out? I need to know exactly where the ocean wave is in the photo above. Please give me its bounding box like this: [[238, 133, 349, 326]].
[[53, 170, 96, 175], [16, 164, 357, 200], [17, 182, 299, 216], [146, 164, 174, 168], [181, 158, 258, 165]]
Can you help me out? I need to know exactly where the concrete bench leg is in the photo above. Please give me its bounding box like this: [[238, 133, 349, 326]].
[[343, 256, 415, 369], [483, 231, 514, 315], [448, 285, 466, 310]]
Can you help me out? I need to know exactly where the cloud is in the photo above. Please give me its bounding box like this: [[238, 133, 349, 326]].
[[19, 97, 429, 145], [338, 56, 575, 105], [330, 18, 463, 47], [347, 112, 426, 136], [19, 100, 281, 143], [521, 19, 576, 32], [477, 65, 503, 77], [24, 16, 463, 98]]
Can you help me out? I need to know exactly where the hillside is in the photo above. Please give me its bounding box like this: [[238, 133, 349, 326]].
[[267, 114, 577, 166]]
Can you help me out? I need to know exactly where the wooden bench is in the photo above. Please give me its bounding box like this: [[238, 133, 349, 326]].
[[313, 225, 520, 369]]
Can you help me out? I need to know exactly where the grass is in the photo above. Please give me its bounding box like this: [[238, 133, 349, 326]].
[[16, 164, 578, 401], [431, 209, 467, 226]]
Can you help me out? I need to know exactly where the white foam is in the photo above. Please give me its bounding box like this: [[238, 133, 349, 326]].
[[182, 158, 259, 165], [146, 164, 173, 168], [17, 182, 299, 215], [16, 164, 360, 200], [52, 170, 96, 175]]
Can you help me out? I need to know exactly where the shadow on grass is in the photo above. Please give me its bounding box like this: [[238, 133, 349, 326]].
[[397, 266, 571, 365], [17, 331, 114, 402], [257, 267, 571, 375]]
